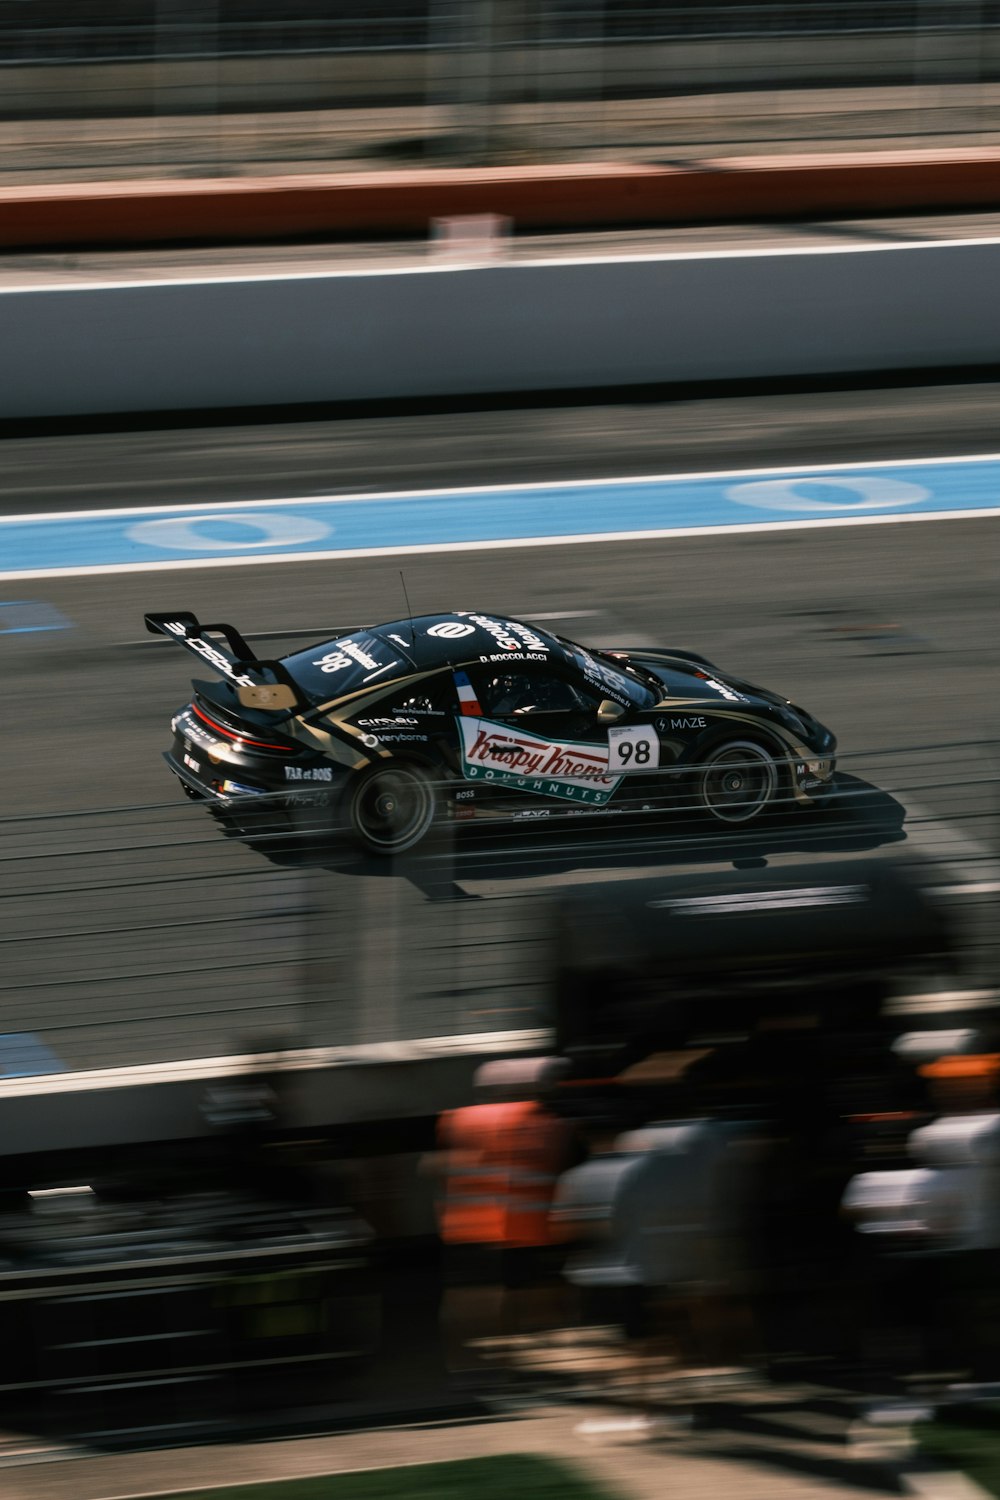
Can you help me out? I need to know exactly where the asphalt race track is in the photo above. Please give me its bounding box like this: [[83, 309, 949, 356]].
[[1, 380, 998, 1072], [6, 377, 1000, 515]]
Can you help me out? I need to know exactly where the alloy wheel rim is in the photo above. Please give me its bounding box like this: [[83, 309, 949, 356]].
[[702, 745, 776, 823], [356, 771, 430, 848]]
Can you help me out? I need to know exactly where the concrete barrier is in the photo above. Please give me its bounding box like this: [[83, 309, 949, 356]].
[[4, 151, 1000, 247], [3, 234, 1000, 417], [0, 1032, 549, 1156]]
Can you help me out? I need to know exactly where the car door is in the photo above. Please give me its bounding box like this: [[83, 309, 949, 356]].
[[340, 668, 458, 763], [457, 664, 628, 812]]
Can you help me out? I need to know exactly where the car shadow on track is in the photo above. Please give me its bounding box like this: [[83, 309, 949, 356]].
[[249, 773, 908, 901]]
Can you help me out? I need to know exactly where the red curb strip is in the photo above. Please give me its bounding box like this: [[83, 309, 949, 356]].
[[2, 150, 1000, 248]]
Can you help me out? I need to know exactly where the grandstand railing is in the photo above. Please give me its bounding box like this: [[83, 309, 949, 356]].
[[2, 1, 1000, 178], [3, 3, 1000, 64]]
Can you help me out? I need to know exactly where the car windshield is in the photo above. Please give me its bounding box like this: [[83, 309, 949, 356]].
[[564, 642, 657, 709]]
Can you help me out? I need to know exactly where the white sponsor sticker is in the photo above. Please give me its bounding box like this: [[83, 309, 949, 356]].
[[698, 675, 746, 702], [607, 724, 659, 771], [181, 717, 222, 751], [357, 716, 419, 727], [508, 620, 549, 651], [161, 620, 256, 686], [427, 621, 475, 639], [576, 649, 632, 706], [456, 614, 549, 654], [478, 652, 547, 663], [312, 639, 380, 673], [285, 765, 333, 782]]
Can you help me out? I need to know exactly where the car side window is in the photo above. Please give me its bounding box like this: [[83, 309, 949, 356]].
[[388, 671, 456, 717], [468, 667, 600, 720]]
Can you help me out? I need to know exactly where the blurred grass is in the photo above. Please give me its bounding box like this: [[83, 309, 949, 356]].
[[921, 1420, 1000, 1495], [157, 1453, 618, 1500]]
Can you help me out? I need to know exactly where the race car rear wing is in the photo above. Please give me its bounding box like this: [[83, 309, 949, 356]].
[[144, 610, 305, 712]]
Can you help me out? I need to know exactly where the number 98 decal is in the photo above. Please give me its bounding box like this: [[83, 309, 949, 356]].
[[607, 724, 659, 771]]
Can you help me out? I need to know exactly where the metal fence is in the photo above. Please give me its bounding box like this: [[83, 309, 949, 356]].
[[0, 740, 996, 1078], [3, 3, 1000, 62], [2, 0, 1000, 180]]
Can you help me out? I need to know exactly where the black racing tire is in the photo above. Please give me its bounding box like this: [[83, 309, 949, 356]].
[[696, 738, 780, 825], [345, 762, 437, 856]]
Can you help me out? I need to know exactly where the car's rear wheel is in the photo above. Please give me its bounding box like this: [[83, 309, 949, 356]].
[[346, 763, 437, 856], [697, 739, 779, 824]]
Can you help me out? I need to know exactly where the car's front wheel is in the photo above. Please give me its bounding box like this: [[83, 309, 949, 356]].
[[697, 739, 779, 824], [345, 763, 437, 856]]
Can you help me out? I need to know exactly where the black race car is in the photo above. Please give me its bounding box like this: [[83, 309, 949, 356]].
[[147, 608, 836, 856]]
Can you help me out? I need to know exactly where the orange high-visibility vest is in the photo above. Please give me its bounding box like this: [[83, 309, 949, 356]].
[[437, 1101, 573, 1248]]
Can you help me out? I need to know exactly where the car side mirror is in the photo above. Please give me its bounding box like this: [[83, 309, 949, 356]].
[[597, 699, 626, 724]]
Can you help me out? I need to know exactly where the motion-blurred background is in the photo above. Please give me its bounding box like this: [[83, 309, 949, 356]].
[[3, 0, 1000, 179], [2, 5, 1000, 1499]]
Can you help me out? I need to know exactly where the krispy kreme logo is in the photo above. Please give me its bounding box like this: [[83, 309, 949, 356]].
[[457, 717, 621, 806]]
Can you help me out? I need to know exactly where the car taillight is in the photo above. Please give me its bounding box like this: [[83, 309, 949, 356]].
[[191, 703, 300, 755]]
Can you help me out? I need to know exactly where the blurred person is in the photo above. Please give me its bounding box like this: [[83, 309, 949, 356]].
[[843, 1052, 1000, 1378], [695, 978, 906, 1369], [426, 1055, 582, 1384], [909, 1052, 1000, 1375], [550, 1134, 655, 1434], [551, 1055, 766, 1436]]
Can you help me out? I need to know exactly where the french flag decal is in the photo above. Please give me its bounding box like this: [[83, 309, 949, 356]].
[[454, 670, 483, 717]]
